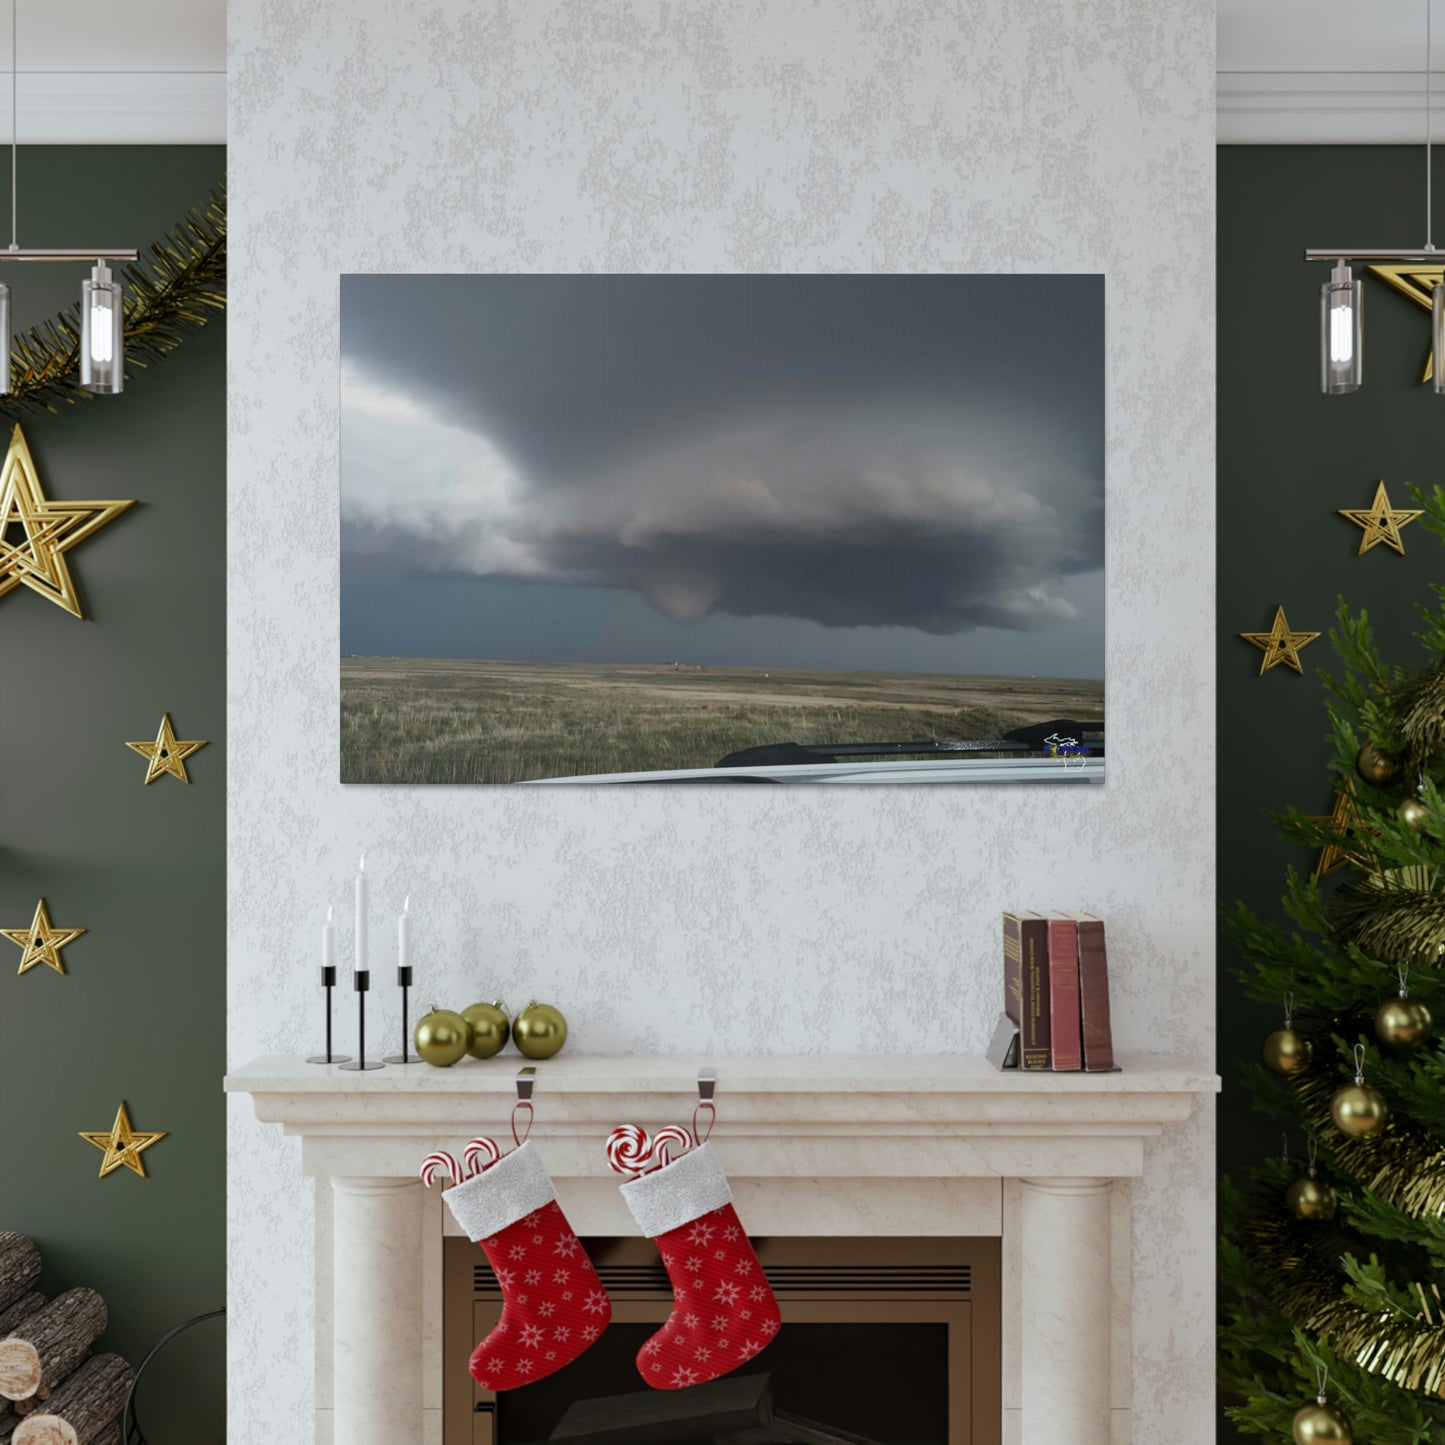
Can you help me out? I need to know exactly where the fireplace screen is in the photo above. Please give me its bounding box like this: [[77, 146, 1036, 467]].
[[443, 1236, 1000, 1444]]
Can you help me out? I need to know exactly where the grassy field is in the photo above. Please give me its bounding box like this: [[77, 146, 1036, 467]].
[[340, 658, 1104, 784]]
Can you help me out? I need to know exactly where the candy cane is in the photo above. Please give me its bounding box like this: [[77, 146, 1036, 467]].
[[420, 1150, 461, 1189], [606, 1124, 652, 1178], [651, 1125, 693, 1169], [463, 1136, 503, 1178]]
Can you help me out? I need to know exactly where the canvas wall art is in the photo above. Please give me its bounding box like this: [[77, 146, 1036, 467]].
[[340, 274, 1104, 784]]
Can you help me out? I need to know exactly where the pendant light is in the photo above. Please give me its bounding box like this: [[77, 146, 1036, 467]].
[[0, 0, 135, 395], [1306, 0, 1444, 395]]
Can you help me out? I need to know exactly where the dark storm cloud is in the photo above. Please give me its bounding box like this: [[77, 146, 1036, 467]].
[[340, 274, 1104, 638]]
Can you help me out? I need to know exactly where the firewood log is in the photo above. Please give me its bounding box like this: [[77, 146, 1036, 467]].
[[0, 1242, 40, 1317], [10, 1354, 131, 1445], [0, 1301, 43, 1342], [550, 1371, 772, 1444], [0, 1291, 107, 1401]]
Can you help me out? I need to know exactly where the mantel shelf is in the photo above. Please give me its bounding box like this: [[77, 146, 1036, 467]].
[[226, 1052, 1219, 1097]]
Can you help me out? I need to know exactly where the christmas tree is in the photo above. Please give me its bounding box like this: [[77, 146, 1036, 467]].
[[1220, 485, 1445, 1442]]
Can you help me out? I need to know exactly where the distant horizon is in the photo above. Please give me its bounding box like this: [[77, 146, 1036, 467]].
[[339, 652, 1105, 684]]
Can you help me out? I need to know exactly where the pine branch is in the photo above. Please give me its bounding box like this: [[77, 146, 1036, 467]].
[[0, 183, 226, 416]]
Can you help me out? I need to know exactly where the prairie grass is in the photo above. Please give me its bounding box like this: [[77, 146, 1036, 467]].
[[339, 658, 1105, 785]]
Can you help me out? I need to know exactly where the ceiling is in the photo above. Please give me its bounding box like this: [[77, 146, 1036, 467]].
[[1220, 0, 1445, 142], [1, 0, 223, 143]]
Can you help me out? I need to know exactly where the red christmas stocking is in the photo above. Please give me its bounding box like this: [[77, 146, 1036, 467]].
[[440, 1142, 612, 1391], [620, 1142, 781, 1389]]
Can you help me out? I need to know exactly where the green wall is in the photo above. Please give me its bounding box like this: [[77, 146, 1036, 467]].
[[1219, 145, 1445, 1435], [0, 147, 225, 1443]]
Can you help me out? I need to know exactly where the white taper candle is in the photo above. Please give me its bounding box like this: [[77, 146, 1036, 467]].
[[355, 856, 369, 974]]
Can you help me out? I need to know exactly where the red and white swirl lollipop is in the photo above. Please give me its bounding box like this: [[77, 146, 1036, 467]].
[[650, 1125, 693, 1169], [606, 1124, 653, 1178], [419, 1150, 462, 1189], [463, 1136, 503, 1178]]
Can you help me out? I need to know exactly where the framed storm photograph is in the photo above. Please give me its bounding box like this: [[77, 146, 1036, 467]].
[[339, 274, 1104, 785]]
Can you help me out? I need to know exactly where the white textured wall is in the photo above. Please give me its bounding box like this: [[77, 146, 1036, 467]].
[[226, 3, 1216, 1441]]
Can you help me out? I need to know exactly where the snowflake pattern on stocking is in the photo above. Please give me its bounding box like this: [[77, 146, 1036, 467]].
[[468, 1200, 612, 1391], [641, 1201, 780, 1390]]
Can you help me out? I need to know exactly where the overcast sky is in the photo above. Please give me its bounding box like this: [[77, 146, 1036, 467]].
[[340, 274, 1104, 678]]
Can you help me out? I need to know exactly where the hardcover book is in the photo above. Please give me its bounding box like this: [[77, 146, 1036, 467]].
[[1003, 911, 1050, 1070], [1073, 912, 1115, 1072], [1044, 913, 1083, 1071]]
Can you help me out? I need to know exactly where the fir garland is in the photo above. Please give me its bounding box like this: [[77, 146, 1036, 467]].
[[0, 183, 226, 416]]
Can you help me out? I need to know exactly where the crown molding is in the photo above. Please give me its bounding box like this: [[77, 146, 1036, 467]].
[[0, 72, 224, 144], [1219, 71, 1445, 144]]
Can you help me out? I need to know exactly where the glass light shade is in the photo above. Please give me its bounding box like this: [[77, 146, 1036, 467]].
[[0, 282, 11, 395], [1434, 283, 1445, 395], [1320, 261, 1362, 394], [80, 260, 123, 394]]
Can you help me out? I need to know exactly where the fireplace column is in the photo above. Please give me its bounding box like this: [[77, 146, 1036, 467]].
[[1018, 1177, 1113, 1445], [332, 1176, 423, 1444]]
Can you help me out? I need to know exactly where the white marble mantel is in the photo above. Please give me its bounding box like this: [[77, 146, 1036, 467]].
[[226, 1054, 1217, 1445]]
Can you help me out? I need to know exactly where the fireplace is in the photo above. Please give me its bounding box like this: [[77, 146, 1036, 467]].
[[226, 1052, 1217, 1444], [443, 1236, 1000, 1444]]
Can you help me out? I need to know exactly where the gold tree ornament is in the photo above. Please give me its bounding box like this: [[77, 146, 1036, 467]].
[[1355, 739, 1401, 786], [78, 1101, 166, 1179], [1285, 1139, 1338, 1221], [1240, 605, 1321, 675], [1330, 1044, 1390, 1139], [125, 713, 207, 784], [1264, 993, 1314, 1075], [2, 898, 85, 976], [0, 424, 134, 618], [1337, 481, 1422, 556], [1291, 1364, 1352, 1443]]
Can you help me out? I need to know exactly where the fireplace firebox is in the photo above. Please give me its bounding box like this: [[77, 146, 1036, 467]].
[[443, 1236, 1000, 1444]]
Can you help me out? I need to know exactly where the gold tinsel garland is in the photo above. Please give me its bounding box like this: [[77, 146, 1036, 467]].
[[0, 184, 226, 415], [1331, 874, 1445, 966], [1242, 1206, 1445, 1396], [1397, 668, 1445, 768]]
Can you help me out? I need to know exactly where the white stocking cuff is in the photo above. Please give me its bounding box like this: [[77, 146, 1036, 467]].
[[620, 1142, 733, 1238], [441, 1141, 556, 1242]]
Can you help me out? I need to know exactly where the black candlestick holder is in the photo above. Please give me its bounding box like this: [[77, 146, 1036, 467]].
[[385, 965, 422, 1063], [307, 966, 353, 1064], [338, 970, 385, 1071]]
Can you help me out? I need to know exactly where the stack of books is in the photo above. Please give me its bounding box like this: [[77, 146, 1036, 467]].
[[990, 911, 1115, 1072]]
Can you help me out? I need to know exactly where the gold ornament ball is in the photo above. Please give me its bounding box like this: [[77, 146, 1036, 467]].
[[1398, 796, 1432, 833], [1263, 1026, 1313, 1076], [1330, 1082, 1389, 1137], [1292, 1401, 1352, 1444], [1355, 740, 1399, 787], [413, 1007, 471, 1067], [1285, 1175, 1337, 1221], [462, 1000, 511, 1059], [513, 1001, 568, 1059], [1375, 995, 1433, 1050]]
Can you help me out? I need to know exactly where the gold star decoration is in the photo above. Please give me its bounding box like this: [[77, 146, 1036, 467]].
[[1337, 480, 1422, 556], [126, 713, 208, 784], [1310, 778, 1375, 882], [2, 898, 86, 976], [1239, 605, 1321, 675], [0, 424, 135, 618], [79, 1102, 167, 1179], [1368, 264, 1445, 382]]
